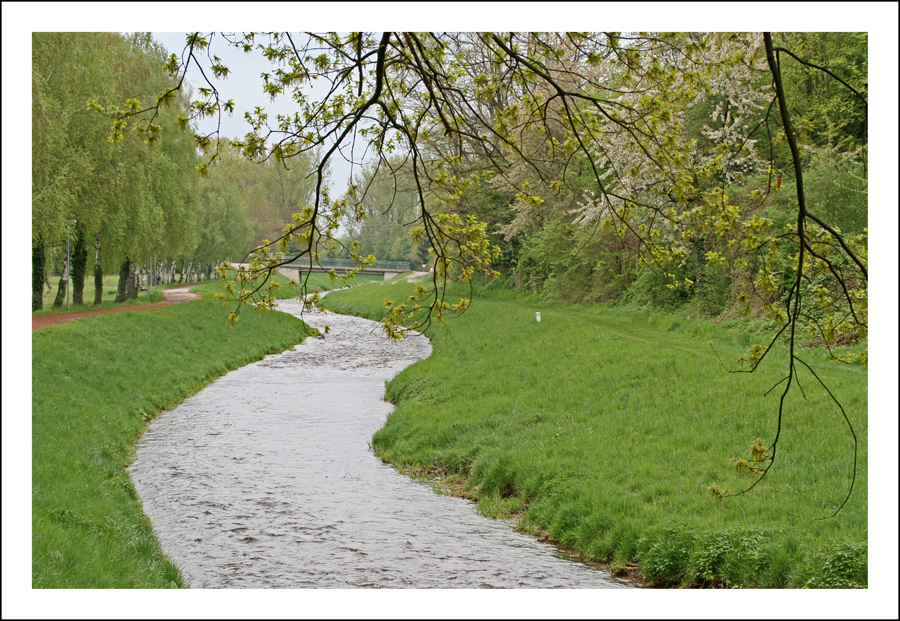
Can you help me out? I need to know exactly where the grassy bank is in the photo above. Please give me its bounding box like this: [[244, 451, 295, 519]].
[[32, 273, 308, 587], [324, 278, 868, 588]]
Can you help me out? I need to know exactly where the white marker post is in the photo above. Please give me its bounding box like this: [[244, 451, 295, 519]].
[[536, 312, 541, 323]]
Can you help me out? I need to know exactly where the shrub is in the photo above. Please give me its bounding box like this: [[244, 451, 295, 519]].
[[799, 540, 867, 588]]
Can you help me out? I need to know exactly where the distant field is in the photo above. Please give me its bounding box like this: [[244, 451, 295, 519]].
[[324, 278, 868, 588]]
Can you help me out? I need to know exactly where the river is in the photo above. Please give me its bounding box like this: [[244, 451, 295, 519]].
[[129, 297, 630, 588]]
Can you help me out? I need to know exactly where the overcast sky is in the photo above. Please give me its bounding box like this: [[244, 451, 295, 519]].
[[150, 31, 359, 196]]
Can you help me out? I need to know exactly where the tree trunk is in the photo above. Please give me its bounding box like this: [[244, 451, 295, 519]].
[[127, 263, 140, 299], [94, 235, 103, 305], [178, 258, 185, 283], [129, 266, 138, 299], [169, 259, 177, 284], [206, 262, 212, 281], [185, 257, 194, 283], [71, 226, 88, 305], [52, 253, 69, 307], [115, 258, 130, 303], [32, 239, 45, 311]]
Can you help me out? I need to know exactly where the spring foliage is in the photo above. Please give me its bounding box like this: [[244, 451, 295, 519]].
[[107, 31, 866, 511]]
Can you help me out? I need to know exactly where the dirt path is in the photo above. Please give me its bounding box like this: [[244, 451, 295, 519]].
[[31, 286, 202, 331]]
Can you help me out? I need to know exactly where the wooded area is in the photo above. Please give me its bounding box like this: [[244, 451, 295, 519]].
[[113, 32, 866, 346], [35, 32, 867, 344], [31, 32, 327, 311]]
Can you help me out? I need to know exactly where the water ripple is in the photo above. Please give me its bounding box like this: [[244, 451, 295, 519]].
[[130, 299, 630, 588]]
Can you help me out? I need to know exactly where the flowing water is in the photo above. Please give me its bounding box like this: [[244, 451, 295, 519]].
[[130, 297, 631, 588]]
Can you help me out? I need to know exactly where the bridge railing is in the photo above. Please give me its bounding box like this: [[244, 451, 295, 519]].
[[282, 258, 411, 271]]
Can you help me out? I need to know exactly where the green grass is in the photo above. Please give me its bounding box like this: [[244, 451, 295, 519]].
[[324, 278, 868, 588], [34, 274, 171, 316], [32, 273, 309, 588], [33, 270, 379, 317]]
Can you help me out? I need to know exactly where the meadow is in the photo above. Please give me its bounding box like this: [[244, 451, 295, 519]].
[[324, 277, 868, 588]]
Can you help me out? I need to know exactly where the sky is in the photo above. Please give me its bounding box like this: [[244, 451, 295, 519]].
[[5, 3, 900, 619], [150, 31, 360, 197]]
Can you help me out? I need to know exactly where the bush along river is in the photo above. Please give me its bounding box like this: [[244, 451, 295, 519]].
[[130, 298, 631, 588]]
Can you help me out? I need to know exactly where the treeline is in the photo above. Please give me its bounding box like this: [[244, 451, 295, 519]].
[[343, 32, 867, 329], [474, 32, 867, 326], [338, 159, 430, 266], [31, 32, 326, 310]]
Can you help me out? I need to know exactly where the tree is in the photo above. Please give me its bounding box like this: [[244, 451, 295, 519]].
[[32, 238, 46, 312], [258, 151, 323, 243], [193, 166, 256, 265], [70, 226, 88, 305], [32, 32, 205, 308], [341, 156, 429, 264], [31, 42, 81, 310], [99, 33, 202, 297], [776, 32, 867, 150], [33, 33, 120, 306], [109, 31, 867, 513]]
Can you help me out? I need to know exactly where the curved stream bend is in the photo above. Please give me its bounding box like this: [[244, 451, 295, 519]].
[[130, 298, 629, 588]]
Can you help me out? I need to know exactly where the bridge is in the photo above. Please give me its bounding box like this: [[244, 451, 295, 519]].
[[279, 258, 413, 281]]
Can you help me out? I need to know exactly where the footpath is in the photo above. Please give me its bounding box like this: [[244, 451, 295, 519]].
[[32, 286, 202, 331]]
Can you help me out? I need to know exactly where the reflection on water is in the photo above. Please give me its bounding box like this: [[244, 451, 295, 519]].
[[130, 298, 631, 588]]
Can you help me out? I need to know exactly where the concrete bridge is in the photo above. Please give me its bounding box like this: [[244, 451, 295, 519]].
[[279, 259, 412, 281]]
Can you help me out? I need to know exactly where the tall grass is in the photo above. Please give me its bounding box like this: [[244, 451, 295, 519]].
[[32, 274, 307, 587], [324, 278, 868, 588]]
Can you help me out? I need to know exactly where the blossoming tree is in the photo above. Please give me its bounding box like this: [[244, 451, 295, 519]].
[[107, 31, 867, 513]]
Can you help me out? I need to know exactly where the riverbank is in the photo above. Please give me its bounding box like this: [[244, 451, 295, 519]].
[[32, 274, 307, 587], [324, 278, 868, 588], [127, 299, 628, 588], [394, 463, 652, 587]]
